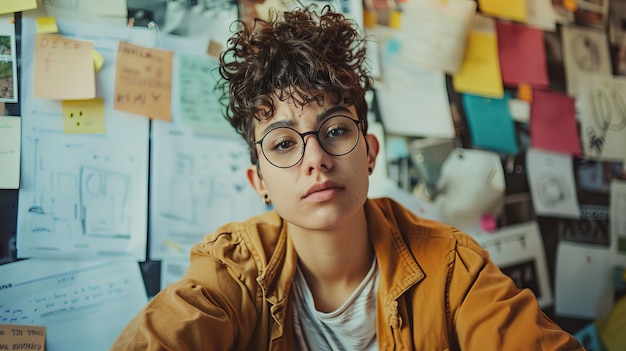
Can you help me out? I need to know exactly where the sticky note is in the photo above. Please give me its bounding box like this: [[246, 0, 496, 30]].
[[36, 16, 58, 33], [62, 98, 106, 134]]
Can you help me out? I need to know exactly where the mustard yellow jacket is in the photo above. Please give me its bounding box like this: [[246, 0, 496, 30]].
[[112, 197, 583, 350]]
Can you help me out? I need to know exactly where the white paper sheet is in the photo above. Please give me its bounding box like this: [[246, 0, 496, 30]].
[[474, 221, 553, 308], [395, 0, 476, 74], [0, 115, 20, 189], [577, 74, 626, 162], [526, 148, 580, 218], [554, 240, 613, 319], [0, 258, 148, 351], [149, 120, 268, 260], [376, 40, 455, 138], [17, 17, 155, 260]]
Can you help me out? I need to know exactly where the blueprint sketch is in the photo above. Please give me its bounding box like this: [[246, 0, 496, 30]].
[[149, 120, 268, 260], [16, 17, 155, 259]]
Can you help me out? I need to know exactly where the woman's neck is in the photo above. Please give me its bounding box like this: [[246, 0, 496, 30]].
[[287, 209, 374, 312]]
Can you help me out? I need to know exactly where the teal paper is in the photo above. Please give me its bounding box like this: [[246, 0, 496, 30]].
[[462, 92, 519, 154]]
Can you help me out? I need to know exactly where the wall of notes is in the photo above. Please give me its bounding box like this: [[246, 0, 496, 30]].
[[1, 0, 626, 349]]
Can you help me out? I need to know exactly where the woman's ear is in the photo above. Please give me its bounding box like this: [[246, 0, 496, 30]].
[[365, 133, 379, 174], [247, 165, 267, 197]]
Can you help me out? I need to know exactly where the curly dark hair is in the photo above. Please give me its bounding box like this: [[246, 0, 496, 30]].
[[218, 5, 374, 165]]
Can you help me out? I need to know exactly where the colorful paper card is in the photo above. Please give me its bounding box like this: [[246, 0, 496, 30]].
[[33, 33, 95, 100], [114, 41, 173, 121], [478, 0, 527, 22], [0, 115, 20, 189], [496, 20, 549, 88], [62, 98, 105, 134], [0, 0, 37, 14], [462, 92, 519, 154], [530, 89, 581, 155], [452, 29, 504, 98]]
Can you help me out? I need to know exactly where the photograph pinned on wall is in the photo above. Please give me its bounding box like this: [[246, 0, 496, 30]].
[[573, 0, 610, 28], [561, 25, 612, 97], [0, 15, 17, 103]]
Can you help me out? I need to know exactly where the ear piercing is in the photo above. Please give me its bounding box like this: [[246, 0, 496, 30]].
[[368, 167, 373, 174], [264, 194, 272, 205]]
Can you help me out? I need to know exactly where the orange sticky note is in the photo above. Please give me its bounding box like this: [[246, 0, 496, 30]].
[[114, 41, 173, 121], [0, 325, 46, 350], [518, 84, 533, 102], [62, 98, 106, 134], [33, 33, 95, 100]]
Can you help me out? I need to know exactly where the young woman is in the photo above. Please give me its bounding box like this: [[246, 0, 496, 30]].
[[112, 6, 584, 350]]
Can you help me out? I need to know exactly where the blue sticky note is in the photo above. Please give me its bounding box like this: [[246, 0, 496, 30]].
[[574, 322, 607, 351], [462, 92, 519, 154]]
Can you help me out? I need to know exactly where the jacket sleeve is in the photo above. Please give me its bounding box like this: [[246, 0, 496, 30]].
[[110, 236, 259, 351], [448, 234, 584, 351]]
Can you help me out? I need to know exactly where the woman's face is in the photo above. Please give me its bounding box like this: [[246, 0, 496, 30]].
[[246, 94, 379, 232]]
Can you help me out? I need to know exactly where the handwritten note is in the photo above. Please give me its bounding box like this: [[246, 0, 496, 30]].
[[114, 41, 173, 121], [33, 33, 95, 100], [177, 54, 233, 134], [0, 115, 20, 189], [0, 325, 45, 351], [61, 98, 105, 134]]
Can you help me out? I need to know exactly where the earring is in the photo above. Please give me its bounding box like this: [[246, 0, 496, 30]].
[[264, 194, 272, 205], [368, 167, 373, 174]]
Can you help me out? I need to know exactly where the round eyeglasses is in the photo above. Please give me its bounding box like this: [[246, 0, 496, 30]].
[[254, 115, 364, 168]]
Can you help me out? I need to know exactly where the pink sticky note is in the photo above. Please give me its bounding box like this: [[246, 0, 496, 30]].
[[496, 21, 549, 88], [530, 89, 582, 155]]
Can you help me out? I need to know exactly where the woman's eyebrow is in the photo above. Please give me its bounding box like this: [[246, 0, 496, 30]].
[[316, 105, 352, 122]]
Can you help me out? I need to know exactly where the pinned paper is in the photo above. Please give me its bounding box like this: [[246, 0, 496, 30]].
[[555, 240, 612, 319], [452, 16, 504, 98], [394, 0, 476, 74], [36, 16, 58, 33], [114, 41, 173, 120], [0, 0, 37, 14], [0, 115, 20, 189], [462, 92, 519, 154], [33, 33, 95, 100], [526, 148, 580, 218], [530, 89, 581, 155], [0, 15, 18, 103], [478, 0, 527, 22], [496, 21, 549, 88], [474, 221, 553, 307], [610, 180, 626, 266], [0, 325, 45, 350], [62, 98, 105, 134]]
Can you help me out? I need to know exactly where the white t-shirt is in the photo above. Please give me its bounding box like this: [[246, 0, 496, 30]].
[[292, 259, 379, 351]]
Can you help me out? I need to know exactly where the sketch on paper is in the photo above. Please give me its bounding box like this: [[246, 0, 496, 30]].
[[526, 148, 580, 218], [578, 75, 626, 160], [150, 121, 268, 260], [561, 26, 612, 96]]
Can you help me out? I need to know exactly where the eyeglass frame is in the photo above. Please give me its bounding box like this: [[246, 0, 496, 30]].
[[253, 115, 365, 168]]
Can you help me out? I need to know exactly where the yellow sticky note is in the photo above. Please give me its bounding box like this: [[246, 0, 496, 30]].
[[0, 0, 37, 15], [478, 0, 527, 22], [62, 98, 106, 134], [92, 49, 104, 72], [36, 16, 58, 33], [389, 10, 402, 29], [452, 30, 504, 98]]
